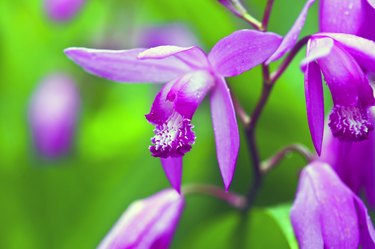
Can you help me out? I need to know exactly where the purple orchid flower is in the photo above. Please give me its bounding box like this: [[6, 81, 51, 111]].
[[64, 30, 282, 192], [301, 33, 375, 154], [44, 0, 85, 22], [29, 73, 80, 159], [291, 161, 375, 249], [320, 114, 375, 207], [265, 0, 375, 154], [98, 189, 184, 249]]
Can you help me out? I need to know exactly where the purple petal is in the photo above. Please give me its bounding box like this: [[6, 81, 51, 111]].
[[304, 59, 324, 155], [210, 77, 239, 190], [315, 39, 374, 108], [301, 37, 334, 70], [29, 73, 80, 158], [138, 46, 208, 70], [314, 33, 375, 72], [98, 189, 184, 249], [319, 0, 365, 34], [208, 30, 282, 77], [367, 0, 375, 8], [353, 195, 375, 248], [65, 47, 191, 83], [290, 165, 324, 249], [292, 162, 360, 249], [146, 71, 215, 124], [266, 0, 316, 64], [44, 0, 85, 22], [322, 116, 375, 207], [161, 157, 183, 193]]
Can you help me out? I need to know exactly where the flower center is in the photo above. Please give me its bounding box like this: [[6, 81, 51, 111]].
[[149, 112, 195, 158], [329, 105, 374, 141]]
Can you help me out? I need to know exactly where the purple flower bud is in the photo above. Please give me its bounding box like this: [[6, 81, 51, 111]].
[[97, 189, 184, 249], [320, 113, 375, 207], [44, 0, 85, 22], [29, 73, 80, 159], [291, 162, 375, 248]]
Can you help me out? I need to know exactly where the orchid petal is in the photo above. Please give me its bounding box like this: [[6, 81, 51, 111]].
[[138, 45, 209, 69], [292, 162, 360, 249], [65, 47, 191, 83], [146, 70, 215, 125], [98, 189, 184, 249], [210, 77, 239, 190], [314, 33, 375, 72], [304, 60, 324, 155], [354, 195, 375, 248], [316, 41, 373, 107], [319, 0, 365, 34], [266, 0, 316, 64], [208, 30, 282, 77], [322, 117, 375, 207], [290, 165, 324, 249], [367, 0, 375, 8], [301, 37, 334, 71], [161, 157, 183, 193]]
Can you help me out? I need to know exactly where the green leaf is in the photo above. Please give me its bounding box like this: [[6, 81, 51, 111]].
[[179, 204, 298, 249]]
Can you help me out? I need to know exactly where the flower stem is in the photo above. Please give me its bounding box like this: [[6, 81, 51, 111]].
[[244, 65, 273, 211], [242, 13, 263, 30], [270, 36, 311, 84], [262, 0, 274, 31], [182, 184, 246, 209], [261, 144, 314, 174]]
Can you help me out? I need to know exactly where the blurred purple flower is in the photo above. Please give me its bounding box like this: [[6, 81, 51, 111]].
[[29, 73, 80, 158], [301, 33, 375, 154], [44, 0, 85, 22], [136, 23, 199, 48], [320, 114, 375, 207], [97, 189, 184, 249], [291, 162, 375, 249], [64, 30, 282, 191]]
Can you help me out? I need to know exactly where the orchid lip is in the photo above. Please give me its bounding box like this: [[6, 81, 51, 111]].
[[328, 105, 374, 141], [149, 111, 196, 158]]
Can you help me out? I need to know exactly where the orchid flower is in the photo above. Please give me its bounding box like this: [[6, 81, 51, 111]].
[[291, 162, 375, 249], [320, 114, 375, 207], [29, 73, 80, 158], [65, 30, 282, 192], [44, 0, 85, 22], [98, 189, 184, 249], [302, 33, 375, 154]]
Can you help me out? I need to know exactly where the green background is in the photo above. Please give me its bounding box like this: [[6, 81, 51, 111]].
[[0, 0, 320, 248]]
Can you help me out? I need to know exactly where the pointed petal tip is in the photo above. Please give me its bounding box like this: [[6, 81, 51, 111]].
[[314, 142, 322, 156]]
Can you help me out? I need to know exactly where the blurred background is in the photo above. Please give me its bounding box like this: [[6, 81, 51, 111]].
[[0, 0, 320, 248]]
